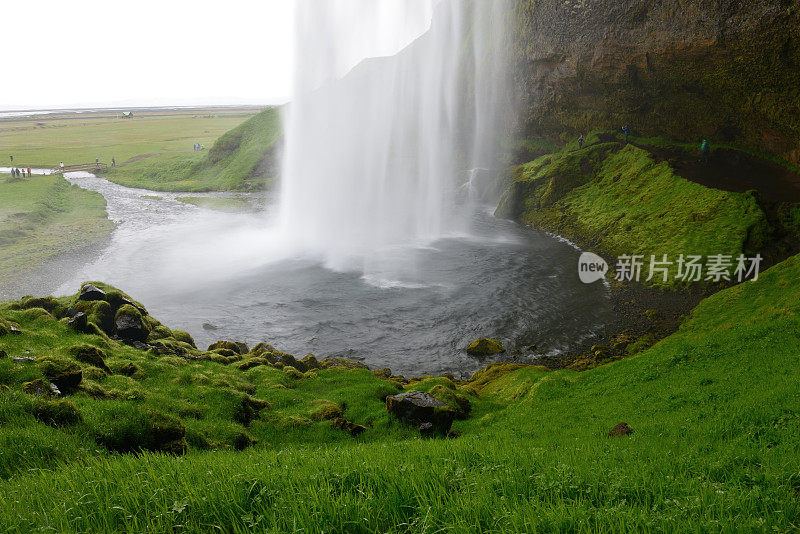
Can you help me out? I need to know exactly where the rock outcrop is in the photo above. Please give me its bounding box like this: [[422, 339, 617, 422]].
[[466, 338, 505, 357], [512, 0, 800, 164], [386, 390, 455, 435]]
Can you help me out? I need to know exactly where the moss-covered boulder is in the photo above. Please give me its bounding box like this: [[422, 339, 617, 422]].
[[68, 345, 110, 373], [234, 395, 272, 426], [466, 338, 505, 357], [171, 330, 196, 348], [78, 283, 106, 302], [428, 385, 472, 420], [208, 340, 248, 355], [37, 356, 83, 394], [30, 399, 82, 427], [22, 379, 56, 397], [114, 304, 149, 342], [386, 390, 455, 435], [310, 400, 343, 421], [283, 366, 304, 380], [279, 353, 307, 373]]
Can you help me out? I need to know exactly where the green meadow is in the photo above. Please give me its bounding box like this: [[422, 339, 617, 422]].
[[0, 246, 799, 530], [0, 110, 257, 170], [0, 173, 112, 294]]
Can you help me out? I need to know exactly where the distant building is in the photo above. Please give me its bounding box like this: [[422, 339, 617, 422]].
[[122, 111, 134, 118]]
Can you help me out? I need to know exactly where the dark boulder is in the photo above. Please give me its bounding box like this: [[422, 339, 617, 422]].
[[67, 312, 88, 332], [279, 353, 307, 373], [115, 305, 149, 342], [386, 390, 455, 435], [49, 369, 82, 395], [78, 283, 107, 302], [0, 350, 6, 359], [609, 422, 634, 437], [69, 345, 110, 373], [419, 422, 435, 436], [332, 417, 367, 437]]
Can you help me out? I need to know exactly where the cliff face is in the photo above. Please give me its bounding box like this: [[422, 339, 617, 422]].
[[513, 0, 800, 163]]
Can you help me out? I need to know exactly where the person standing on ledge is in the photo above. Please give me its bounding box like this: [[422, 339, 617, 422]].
[[578, 134, 584, 150], [700, 139, 710, 163], [111, 157, 116, 167], [623, 124, 630, 145], [9, 155, 12, 163]]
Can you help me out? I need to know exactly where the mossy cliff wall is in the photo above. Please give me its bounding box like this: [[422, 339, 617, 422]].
[[512, 0, 800, 163]]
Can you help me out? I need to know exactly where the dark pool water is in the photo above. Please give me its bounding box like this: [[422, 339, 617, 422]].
[[56, 172, 614, 377]]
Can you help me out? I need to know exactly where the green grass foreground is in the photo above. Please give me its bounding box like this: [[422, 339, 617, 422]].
[[0, 174, 113, 289], [1, 246, 799, 530]]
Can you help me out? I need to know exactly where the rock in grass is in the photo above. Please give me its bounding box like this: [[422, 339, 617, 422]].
[[466, 338, 505, 357], [31, 399, 82, 427], [13, 357, 36, 363], [609, 422, 634, 437], [78, 283, 107, 302], [386, 390, 455, 435], [208, 340, 248, 355], [67, 312, 88, 332], [428, 385, 472, 420], [115, 304, 149, 342], [279, 353, 307, 373], [69, 345, 110, 373], [22, 379, 54, 397], [310, 400, 342, 421], [49, 370, 82, 395], [332, 417, 366, 436], [118, 362, 142, 377]]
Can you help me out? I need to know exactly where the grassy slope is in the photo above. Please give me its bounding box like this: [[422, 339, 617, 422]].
[[102, 108, 282, 192], [0, 174, 113, 284], [0, 254, 799, 529], [0, 114, 252, 169], [497, 139, 768, 285]]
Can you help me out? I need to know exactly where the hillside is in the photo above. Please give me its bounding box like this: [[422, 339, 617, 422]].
[[102, 107, 282, 192]]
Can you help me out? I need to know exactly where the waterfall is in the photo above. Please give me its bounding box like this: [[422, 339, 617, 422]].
[[279, 0, 511, 279]]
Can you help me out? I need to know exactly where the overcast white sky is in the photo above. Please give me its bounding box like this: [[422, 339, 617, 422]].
[[3, 0, 296, 110]]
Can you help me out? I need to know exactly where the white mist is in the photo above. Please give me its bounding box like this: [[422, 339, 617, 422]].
[[279, 0, 511, 282]]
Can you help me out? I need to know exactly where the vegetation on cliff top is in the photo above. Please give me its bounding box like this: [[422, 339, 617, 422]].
[[497, 139, 771, 286], [1, 249, 800, 530]]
